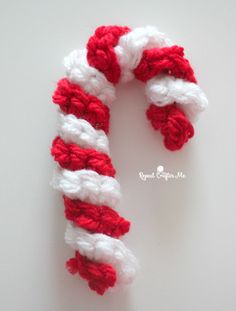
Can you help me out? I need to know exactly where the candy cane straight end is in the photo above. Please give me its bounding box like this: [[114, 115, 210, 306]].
[[51, 25, 208, 295]]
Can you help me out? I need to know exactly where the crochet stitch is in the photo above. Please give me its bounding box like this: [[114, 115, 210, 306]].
[[51, 25, 208, 295]]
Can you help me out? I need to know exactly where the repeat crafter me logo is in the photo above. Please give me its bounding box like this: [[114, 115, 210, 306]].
[[139, 165, 186, 181]]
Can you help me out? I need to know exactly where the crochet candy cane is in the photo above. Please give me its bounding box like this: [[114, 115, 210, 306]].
[[50, 25, 208, 295]]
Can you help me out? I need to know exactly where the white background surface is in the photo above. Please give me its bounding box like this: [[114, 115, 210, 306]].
[[1, 0, 236, 310]]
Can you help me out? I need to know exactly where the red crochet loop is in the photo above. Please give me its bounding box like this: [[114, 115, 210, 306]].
[[146, 103, 194, 151], [66, 251, 116, 295], [52, 78, 110, 133], [87, 26, 130, 84], [134, 45, 197, 83], [51, 136, 116, 176], [63, 196, 130, 238]]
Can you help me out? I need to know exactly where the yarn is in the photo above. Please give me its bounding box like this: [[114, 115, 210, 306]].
[[51, 136, 115, 175], [53, 78, 110, 133], [65, 222, 139, 286], [114, 26, 173, 83], [146, 104, 194, 151], [63, 196, 130, 237], [57, 113, 110, 154], [51, 168, 121, 207], [64, 49, 116, 104], [66, 251, 116, 295], [134, 45, 196, 83], [51, 25, 208, 295], [87, 26, 130, 84], [145, 75, 208, 122]]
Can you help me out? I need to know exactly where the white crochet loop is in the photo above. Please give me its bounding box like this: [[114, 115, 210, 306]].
[[114, 26, 173, 83], [64, 49, 116, 105], [51, 168, 121, 208], [57, 112, 110, 155], [65, 222, 139, 285], [145, 75, 208, 121]]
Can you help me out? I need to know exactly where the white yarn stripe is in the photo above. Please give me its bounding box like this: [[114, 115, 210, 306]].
[[65, 222, 139, 286], [145, 75, 208, 121], [57, 112, 110, 155], [64, 49, 116, 105], [115, 26, 173, 83], [51, 168, 121, 208]]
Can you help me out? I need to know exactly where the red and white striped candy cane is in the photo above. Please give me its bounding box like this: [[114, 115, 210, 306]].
[[51, 25, 208, 295]]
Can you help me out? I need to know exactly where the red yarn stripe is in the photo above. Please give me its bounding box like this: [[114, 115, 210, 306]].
[[51, 136, 116, 176], [66, 251, 116, 295], [134, 45, 196, 83], [52, 78, 110, 133], [146, 103, 194, 151], [87, 26, 130, 84], [64, 196, 130, 238]]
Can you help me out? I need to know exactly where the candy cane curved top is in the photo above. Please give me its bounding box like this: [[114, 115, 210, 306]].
[[50, 25, 208, 295]]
